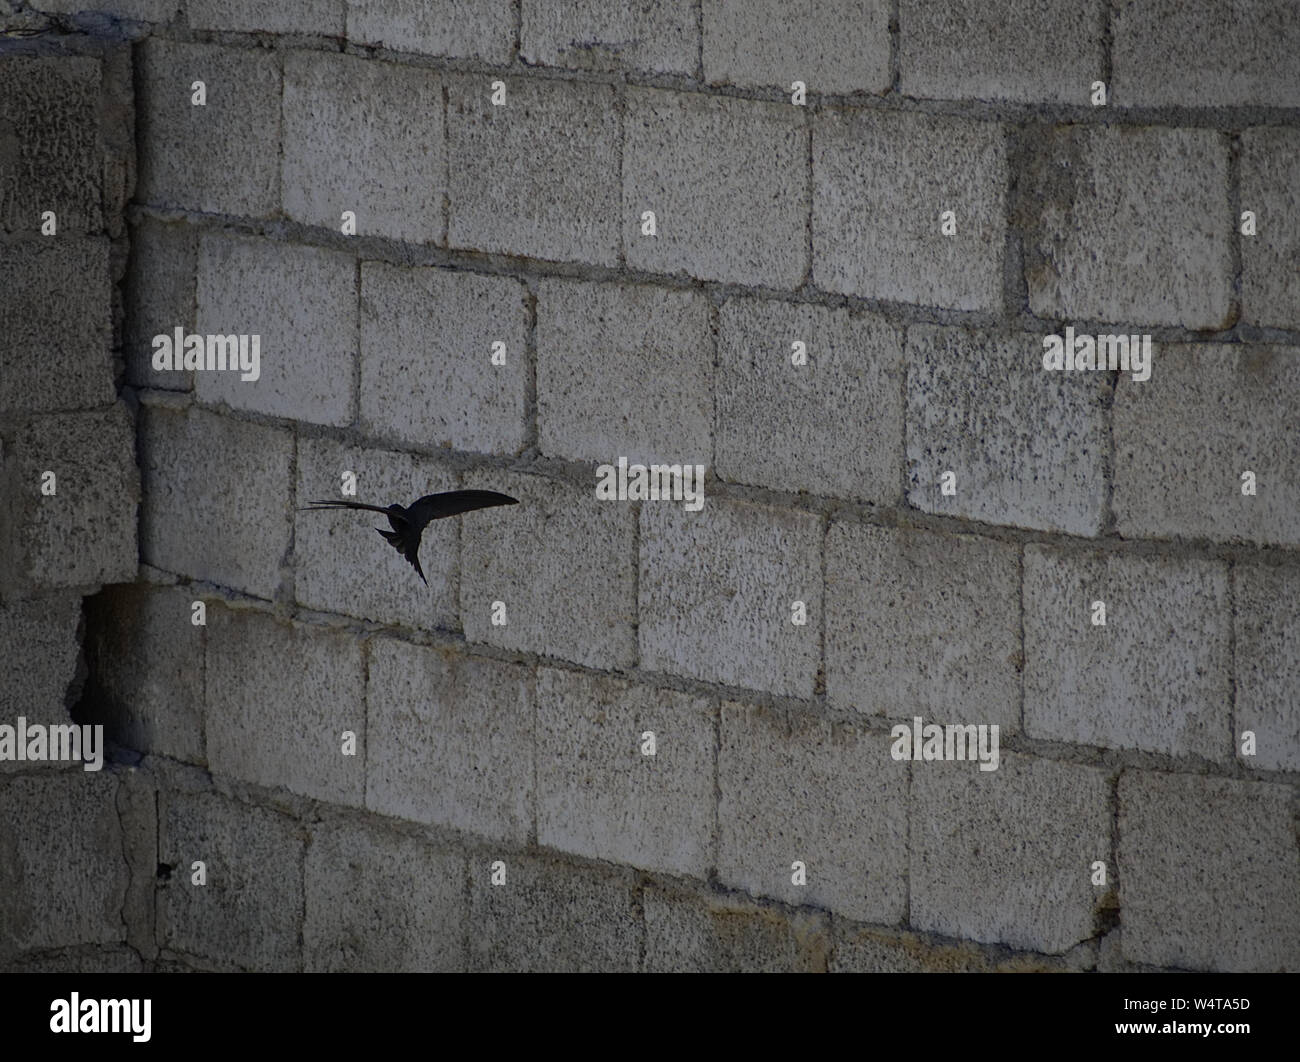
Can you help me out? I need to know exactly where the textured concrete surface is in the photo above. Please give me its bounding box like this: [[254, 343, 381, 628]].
[[124, 218, 196, 391], [360, 262, 529, 455], [1024, 545, 1231, 761], [1118, 771, 1300, 971], [826, 523, 1020, 727], [0, 593, 83, 745], [716, 297, 903, 503], [1241, 127, 1300, 329], [718, 703, 907, 924], [347, 0, 516, 63], [522, 0, 696, 75], [1234, 565, 1300, 773], [1113, 343, 1300, 547]]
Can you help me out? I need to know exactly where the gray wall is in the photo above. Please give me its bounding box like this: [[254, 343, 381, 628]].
[[1, 0, 1298, 972]]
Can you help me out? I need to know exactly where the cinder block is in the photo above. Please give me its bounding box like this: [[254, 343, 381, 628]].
[[900, 0, 1103, 104], [825, 523, 1020, 728], [719, 702, 907, 923], [6, 946, 143, 973], [536, 667, 715, 877], [0, 593, 82, 747], [195, 234, 356, 427], [157, 789, 305, 972], [813, 110, 1006, 311], [139, 402, 293, 599], [205, 608, 366, 807], [1017, 125, 1231, 328], [521, 0, 696, 75], [283, 52, 442, 243], [536, 278, 711, 466], [137, 40, 280, 217], [27, 0, 174, 20], [294, 436, 459, 630], [305, 818, 465, 972], [703, 0, 889, 94], [831, 924, 1074, 972], [624, 88, 807, 288], [906, 325, 1109, 535], [1235, 564, 1300, 773], [125, 218, 196, 392], [1241, 127, 1300, 329], [0, 239, 113, 413], [1113, 343, 1300, 547], [1119, 770, 1300, 971], [366, 640, 533, 844], [447, 76, 619, 265], [359, 263, 527, 456], [911, 752, 1110, 954], [644, 888, 828, 972], [639, 499, 820, 697], [461, 470, 637, 670], [347, 0, 515, 62], [716, 296, 903, 502], [468, 855, 640, 972], [0, 408, 138, 593], [1023, 545, 1231, 760], [190, 0, 345, 34], [0, 55, 103, 233], [1113, 0, 1300, 108], [0, 773, 126, 962], [82, 584, 205, 765]]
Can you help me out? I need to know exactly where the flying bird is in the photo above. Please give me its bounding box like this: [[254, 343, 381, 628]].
[[300, 489, 518, 584]]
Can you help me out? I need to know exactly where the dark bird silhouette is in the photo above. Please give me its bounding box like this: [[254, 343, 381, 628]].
[[300, 489, 518, 584]]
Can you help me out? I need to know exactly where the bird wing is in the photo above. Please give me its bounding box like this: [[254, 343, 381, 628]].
[[375, 526, 427, 584], [405, 489, 519, 530]]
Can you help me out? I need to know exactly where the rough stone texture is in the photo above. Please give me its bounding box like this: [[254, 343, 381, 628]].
[[702, 0, 890, 94], [205, 607, 366, 807], [137, 40, 281, 217], [359, 263, 528, 456], [82, 583, 206, 765], [1235, 564, 1300, 773], [0, 54, 105, 234], [536, 277, 712, 467], [1241, 127, 1300, 329], [157, 788, 305, 972], [195, 234, 357, 427], [294, 436, 460, 630], [1113, 343, 1300, 548], [825, 523, 1020, 728], [460, 469, 638, 670], [911, 752, 1110, 954], [0, 772, 126, 963], [305, 818, 465, 972], [644, 888, 829, 972], [125, 217, 196, 391], [283, 52, 442, 243], [640, 499, 821, 697], [900, 0, 1103, 104], [347, 0, 515, 62], [906, 325, 1110, 535], [1113, 0, 1300, 108], [468, 855, 641, 972], [832, 924, 1076, 972], [814, 109, 1006, 311], [536, 667, 715, 877], [1118, 770, 1300, 972], [0, 408, 138, 594], [1017, 125, 1232, 329], [138, 401, 293, 600], [5, 946, 144, 973], [1023, 545, 1231, 761], [0, 593, 83, 748], [366, 640, 534, 844], [624, 88, 807, 288], [521, 0, 696, 75], [0, 238, 113, 414], [716, 297, 903, 503], [719, 703, 907, 923], [190, 0, 345, 35], [23, 0, 174, 19], [447, 75, 619, 265]]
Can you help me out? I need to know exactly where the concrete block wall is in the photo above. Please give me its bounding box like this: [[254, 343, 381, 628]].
[[3, 1, 1299, 972]]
